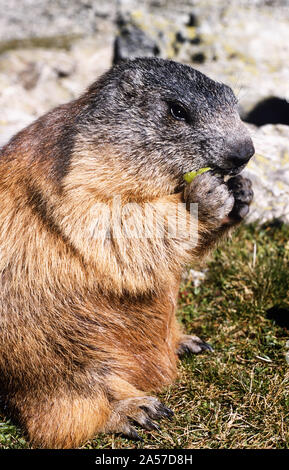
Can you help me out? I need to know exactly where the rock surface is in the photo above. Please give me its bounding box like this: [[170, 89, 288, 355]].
[[0, 0, 117, 42], [244, 124, 289, 224], [0, 37, 113, 147], [0, 0, 288, 223]]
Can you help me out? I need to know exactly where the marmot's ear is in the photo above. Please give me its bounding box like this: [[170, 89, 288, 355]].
[[119, 68, 144, 95]]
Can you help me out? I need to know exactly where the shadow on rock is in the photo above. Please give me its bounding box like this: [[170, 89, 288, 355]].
[[245, 97, 289, 127]]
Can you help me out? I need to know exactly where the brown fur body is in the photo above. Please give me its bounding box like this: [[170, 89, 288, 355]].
[[0, 58, 254, 447]]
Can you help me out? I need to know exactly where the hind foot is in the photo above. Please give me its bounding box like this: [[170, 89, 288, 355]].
[[106, 396, 174, 440], [177, 334, 213, 357]]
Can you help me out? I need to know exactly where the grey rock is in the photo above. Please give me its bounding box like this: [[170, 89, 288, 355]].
[[244, 124, 289, 224], [0, 38, 113, 149], [113, 14, 160, 64], [0, 0, 117, 42]]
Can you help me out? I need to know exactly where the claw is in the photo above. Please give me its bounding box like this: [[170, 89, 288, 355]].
[[125, 427, 144, 442], [140, 403, 174, 421], [143, 418, 160, 432], [202, 341, 214, 352], [157, 403, 174, 420]]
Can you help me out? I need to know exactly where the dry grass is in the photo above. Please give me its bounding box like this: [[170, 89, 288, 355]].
[[0, 222, 288, 449]]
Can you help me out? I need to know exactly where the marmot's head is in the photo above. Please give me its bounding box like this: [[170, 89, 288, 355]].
[[71, 58, 254, 200]]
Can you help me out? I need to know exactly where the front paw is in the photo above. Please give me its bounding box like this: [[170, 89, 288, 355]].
[[227, 176, 254, 223], [183, 172, 234, 229]]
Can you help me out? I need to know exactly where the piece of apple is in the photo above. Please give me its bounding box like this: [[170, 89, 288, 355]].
[[183, 167, 211, 183]]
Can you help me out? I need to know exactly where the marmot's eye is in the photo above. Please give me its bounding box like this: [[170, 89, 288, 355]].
[[169, 103, 189, 122]]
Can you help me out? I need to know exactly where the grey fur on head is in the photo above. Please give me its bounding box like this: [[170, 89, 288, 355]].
[[76, 58, 254, 191]]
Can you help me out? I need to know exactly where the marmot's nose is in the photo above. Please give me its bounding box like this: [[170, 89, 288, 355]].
[[228, 138, 255, 167]]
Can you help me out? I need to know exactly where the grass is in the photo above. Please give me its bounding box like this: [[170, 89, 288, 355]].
[[0, 222, 288, 449]]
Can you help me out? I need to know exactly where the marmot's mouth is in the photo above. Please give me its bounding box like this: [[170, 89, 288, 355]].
[[206, 164, 247, 178], [199, 162, 243, 176]]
